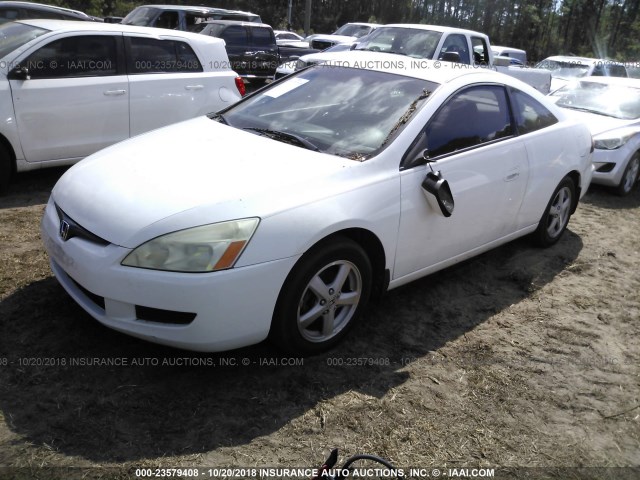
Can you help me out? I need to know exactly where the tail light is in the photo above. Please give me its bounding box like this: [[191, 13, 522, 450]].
[[235, 77, 246, 96]]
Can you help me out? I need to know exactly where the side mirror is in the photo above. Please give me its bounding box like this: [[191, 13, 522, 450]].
[[422, 169, 455, 217], [441, 51, 461, 64], [8, 66, 30, 80]]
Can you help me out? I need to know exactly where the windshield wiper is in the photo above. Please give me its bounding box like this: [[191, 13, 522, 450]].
[[208, 112, 228, 125], [243, 127, 320, 152], [381, 88, 432, 147], [559, 105, 617, 118]]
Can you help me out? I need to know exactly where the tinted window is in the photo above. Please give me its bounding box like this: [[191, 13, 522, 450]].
[[510, 89, 558, 134], [154, 11, 179, 29], [0, 22, 48, 57], [0, 8, 20, 23], [439, 34, 470, 64], [220, 25, 248, 46], [471, 36, 490, 65], [426, 85, 513, 157], [252, 27, 273, 47], [24, 35, 118, 79], [129, 37, 202, 74]]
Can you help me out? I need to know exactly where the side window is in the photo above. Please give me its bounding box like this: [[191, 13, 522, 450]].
[[438, 34, 470, 64], [471, 36, 490, 65], [155, 11, 179, 29], [426, 85, 513, 158], [24, 35, 118, 79], [128, 37, 202, 74], [252, 27, 274, 47], [510, 88, 558, 135], [0, 8, 21, 23], [220, 26, 248, 46]]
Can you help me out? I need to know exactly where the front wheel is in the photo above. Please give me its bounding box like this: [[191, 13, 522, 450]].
[[614, 153, 639, 196], [270, 237, 372, 356], [533, 177, 576, 247]]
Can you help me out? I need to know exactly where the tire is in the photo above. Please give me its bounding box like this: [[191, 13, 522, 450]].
[[0, 143, 12, 196], [614, 153, 639, 196], [270, 237, 372, 356], [533, 177, 576, 247]]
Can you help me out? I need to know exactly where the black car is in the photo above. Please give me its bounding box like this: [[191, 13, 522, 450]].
[[196, 20, 279, 84], [0, 1, 100, 23]]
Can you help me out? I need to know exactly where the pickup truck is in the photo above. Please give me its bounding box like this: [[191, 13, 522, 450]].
[[286, 24, 551, 94]]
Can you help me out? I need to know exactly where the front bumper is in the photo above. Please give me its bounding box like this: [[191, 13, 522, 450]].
[[591, 144, 634, 187], [41, 198, 299, 352]]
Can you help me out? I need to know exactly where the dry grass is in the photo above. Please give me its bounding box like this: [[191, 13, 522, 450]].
[[0, 169, 638, 479]]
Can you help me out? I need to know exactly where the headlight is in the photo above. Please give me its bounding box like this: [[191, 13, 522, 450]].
[[593, 129, 637, 150], [122, 218, 259, 273]]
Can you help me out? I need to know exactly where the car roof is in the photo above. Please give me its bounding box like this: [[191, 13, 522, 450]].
[[16, 18, 223, 41], [201, 20, 271, 28], [342, 22, 379, 27], [0, 1, 92, 18], [131, 4, 218, 13], [301, 50, 500, 84], [382, 23, 488, 37]]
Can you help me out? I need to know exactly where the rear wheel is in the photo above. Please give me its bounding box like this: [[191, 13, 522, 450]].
[[614, 153, 639, 196], [270, 237, 372, 356], [0, 144, 12, 196], [533, 177, 575, 247]]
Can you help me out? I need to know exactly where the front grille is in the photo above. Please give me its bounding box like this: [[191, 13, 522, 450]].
[[135, 306, 196, 325], [311, 40, 334, 50], [55, 204, 109, 246]]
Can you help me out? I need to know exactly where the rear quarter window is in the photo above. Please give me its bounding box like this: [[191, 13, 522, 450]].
[[128, 37, 202, 73]]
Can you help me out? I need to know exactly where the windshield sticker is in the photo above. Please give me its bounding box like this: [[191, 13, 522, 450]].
[[264, 77, 309, 98]]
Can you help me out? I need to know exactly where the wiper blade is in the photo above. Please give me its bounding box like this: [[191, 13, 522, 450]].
[[243, 127, 320, 152], [208, 112, 228, 125], [560, 105, 616, 117]]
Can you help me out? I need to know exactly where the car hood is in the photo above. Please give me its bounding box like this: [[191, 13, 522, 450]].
[[559, 108, 639, 135], [311, 34, 357, 44], [52, 116, 356, 248]]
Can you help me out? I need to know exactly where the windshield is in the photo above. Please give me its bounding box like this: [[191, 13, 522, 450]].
[[535, 59, 590, 79], [355, 27, 443, 59], [0, 22, 49, 59], [333, 24, 372, 38], [121, 7, 158, 26], [550, 81, 640, 120], [219, 66, 438, 159]]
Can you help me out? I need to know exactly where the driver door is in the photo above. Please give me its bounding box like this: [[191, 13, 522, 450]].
[[394, 84, 529, 280]]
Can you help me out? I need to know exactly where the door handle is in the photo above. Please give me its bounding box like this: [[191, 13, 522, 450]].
[[185, 85, 204, 91], [505, 172, 520, 181], [104, 89, 126, 96]]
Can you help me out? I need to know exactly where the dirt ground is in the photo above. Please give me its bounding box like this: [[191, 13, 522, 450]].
[[0, 167, 638, 480]]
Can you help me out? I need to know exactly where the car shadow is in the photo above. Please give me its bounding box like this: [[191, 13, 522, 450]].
[[0, 231, 583, 462], [581, 183, 640, 210], [0, 167, 68, 210]]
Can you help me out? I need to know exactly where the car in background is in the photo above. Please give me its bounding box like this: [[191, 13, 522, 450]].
[[0, 1, 100, 23], [550, 77, 640, 195], [41, 52, 592, 355], [492, 46, 527, 65], [306, 22, 378, 50], [195, 20, 279, 84], [0, 19, 243, 194], [536, 55, 628, 91], [274, 30, 305, 45], [274, 42, 354, 79], [121, 4, 261, 31]]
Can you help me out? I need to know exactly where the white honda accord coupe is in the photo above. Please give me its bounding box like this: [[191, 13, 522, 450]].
[[41, 52, 594, 355]]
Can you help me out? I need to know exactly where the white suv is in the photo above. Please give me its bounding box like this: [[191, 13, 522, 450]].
[[0, 20, 244, 193]]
